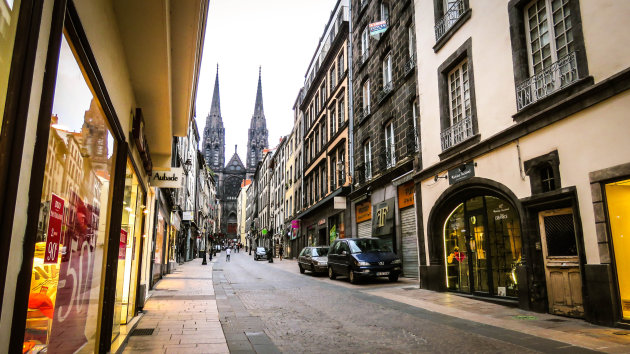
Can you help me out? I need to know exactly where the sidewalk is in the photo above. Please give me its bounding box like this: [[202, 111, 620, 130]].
[[121, 257, 228, 354], [271, 257, 630, 353]]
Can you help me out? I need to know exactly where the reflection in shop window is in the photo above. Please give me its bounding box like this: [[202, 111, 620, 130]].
[[0, 0, 22, 134], [23, 34, 116, 353]]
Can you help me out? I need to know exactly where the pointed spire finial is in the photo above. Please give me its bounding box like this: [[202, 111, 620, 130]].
[[209, 64, 221, 118], [235, 144, 237, 154]]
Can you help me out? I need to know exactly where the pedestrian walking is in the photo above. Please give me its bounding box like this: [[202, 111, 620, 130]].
[[226, 247, 231, 262], [279, 245, 284, 261], [236, 244, 240, 253]]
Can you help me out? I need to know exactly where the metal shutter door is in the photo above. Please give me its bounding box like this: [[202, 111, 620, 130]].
[[357, 221, 371, 238], [401, 207, 419, 278]]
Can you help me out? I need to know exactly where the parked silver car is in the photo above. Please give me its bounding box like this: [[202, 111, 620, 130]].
[[254, 247, 267, 261], [298, 246, 329, 274]]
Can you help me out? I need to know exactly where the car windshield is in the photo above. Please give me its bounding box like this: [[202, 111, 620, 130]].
[[257, 247, 265, 252], [312, 248, 328, 257], [348, 239, 392, 253]]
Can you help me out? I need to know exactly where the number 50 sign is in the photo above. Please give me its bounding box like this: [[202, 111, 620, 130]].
[[45, 194, 64, 264]]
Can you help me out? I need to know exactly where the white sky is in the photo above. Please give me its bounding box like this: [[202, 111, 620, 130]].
[[194, 0, 338, 162]]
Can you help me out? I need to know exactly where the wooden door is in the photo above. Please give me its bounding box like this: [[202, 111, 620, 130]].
[[538, 208, 584, 318]]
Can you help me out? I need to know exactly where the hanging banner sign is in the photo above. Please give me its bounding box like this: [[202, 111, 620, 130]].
[[291, 220, 300, 229], [334, 196, 346, 209], [150, 167, 184, 188], [448, 162, 475, 185], [44, 194, 64, 264], [119, 229, 128, 260], [356, 201, 372, 223], [369, 21, 388, 36], [182, 210, 194, 221]]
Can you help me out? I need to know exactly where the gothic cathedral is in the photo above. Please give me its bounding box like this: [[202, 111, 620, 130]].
[[203, 67, 268, 238]]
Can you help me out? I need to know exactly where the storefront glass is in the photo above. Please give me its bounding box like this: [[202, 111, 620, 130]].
[[111, 160, 145, 343], [0, 0, 21, 134], [605, 179, 630, 320], [443, 195, 521, 297], [152, 209, 166, 285], [23, 35, 116, 353]]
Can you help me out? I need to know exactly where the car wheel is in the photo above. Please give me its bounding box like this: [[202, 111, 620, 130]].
[[299, 264, 305, 274], [349, 270, 358, 284], [328, 266, 336, 280], [389, 274, 399, 282]]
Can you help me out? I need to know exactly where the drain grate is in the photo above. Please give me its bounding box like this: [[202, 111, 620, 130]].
[[545, 318, 567, 323], [513, 315, 537, 320], [130, 328, 155, 336], [613, 332, 630, 336]]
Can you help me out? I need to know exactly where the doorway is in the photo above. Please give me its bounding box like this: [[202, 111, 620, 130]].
[[318, 228, 327, 246], [538, 208, 584, 318]]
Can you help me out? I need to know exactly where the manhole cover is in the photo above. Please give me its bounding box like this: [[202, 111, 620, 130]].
[[545, 319, 567, 322], [513, 315, 537, 320], [130, 328, 154, 336]]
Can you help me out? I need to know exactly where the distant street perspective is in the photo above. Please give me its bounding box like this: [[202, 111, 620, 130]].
[[2, 0, 630, 353]]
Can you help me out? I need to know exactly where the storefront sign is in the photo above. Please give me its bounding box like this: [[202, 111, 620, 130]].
[[150, 167, 184, 188], [44, 194, 64, 264], [397, 181, 415, 209], [448, 162, 475, 185], [119, 229, 127, 260], [372, 198, 395, 237], [132, 108, 153, 174], [491, 203, 511, 221], [291, 219, 300, 229], [369, 21, 388, 36], [182, 210, 194, 221], [356, 201, 372, 223], [334, 196, 346, 209]]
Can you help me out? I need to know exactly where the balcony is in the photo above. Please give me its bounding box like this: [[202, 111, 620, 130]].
[[378, 81, 393, 104], [440, 115, 473, 151], [404, 54, 416, 76], [356, 106, 370, 124], [516, 51, 579, 111], [435, 0, 465, 41]]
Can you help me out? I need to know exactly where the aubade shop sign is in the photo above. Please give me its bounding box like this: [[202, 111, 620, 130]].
[[150, 167, 184, 188]]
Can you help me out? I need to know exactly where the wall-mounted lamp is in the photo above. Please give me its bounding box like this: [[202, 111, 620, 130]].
[[434, 174, 448, 182]]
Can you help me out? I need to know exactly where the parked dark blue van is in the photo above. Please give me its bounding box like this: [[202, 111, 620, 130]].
[[327, 238, 401, 283]]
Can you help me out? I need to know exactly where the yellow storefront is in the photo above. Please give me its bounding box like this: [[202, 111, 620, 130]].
[[605, 179, 630, 321]]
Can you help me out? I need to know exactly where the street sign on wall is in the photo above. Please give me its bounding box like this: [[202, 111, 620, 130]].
[[369, 21, 388, 36], [182, 211, 194, 221]]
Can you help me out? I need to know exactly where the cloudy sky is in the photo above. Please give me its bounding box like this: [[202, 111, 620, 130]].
[[194, 0, 338, 162]]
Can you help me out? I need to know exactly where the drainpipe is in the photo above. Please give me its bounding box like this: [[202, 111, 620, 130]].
[[347, 2, 354, 192]]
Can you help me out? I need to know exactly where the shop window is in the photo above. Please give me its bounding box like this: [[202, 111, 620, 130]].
[[0, 0, 21, 134], [605, 179, 630, 320], [112, 160, 145, 340], [24, 35, 116, 353], [443, 195, 522, 297], [524, 150, 561, 194]]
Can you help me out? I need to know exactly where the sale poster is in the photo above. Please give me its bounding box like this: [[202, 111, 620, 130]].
[[44, 194, 64, 264], [119, 229, 128, 260]]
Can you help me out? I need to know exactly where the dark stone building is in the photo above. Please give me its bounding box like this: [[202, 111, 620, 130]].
[[349, 0, 420, 277], [203, 67, 268, 239]]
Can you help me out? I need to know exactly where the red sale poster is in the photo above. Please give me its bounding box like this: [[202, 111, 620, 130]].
[[44, 194, 64, 264], [119, 229, 128, 260]]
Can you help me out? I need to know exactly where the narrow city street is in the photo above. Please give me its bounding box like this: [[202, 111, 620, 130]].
[[209, 251, 630, 354]]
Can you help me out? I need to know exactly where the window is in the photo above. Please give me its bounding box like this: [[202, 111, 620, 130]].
[[321, 165, 327, 196], [330, 155, 337, 191], [408, 26, 416, 58], [438, 39, 477, 152], [509, 0, 586, 112], [361, 26, 370, 61], [434, 0, 468, 42], [338, 147, 346, 186], [330, 67, 336, 91], [330, 106, 336, 136], [385, 121, 396, 168], [338, 53, 345, 80], [338, 97, 345, 126], [321, 122, 327, 147], [524, 0, 573, 75], [364, 140, 372, 180], [380, 1, 390, 22], [382, 53, 393, 90], [362, 80, 371, 114], [524, 150, 561, 194], [412, 100, 420, 151]]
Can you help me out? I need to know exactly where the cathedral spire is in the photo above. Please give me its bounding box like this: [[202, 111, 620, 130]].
[[210, 64, 221, 117], [253, 66, 264, 119]]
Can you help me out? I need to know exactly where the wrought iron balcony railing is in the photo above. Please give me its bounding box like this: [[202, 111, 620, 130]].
[[360, 0, 369, 12], [404, 54, 416, 76], [378, 81, 393, 104], [440, 115, 473, 151], [516, 51, 579, 111], [434, 0, 465, 41], [356, 106, 370, 123]]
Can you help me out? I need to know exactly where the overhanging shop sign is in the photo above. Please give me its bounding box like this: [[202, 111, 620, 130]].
[[150, 167, 184, 188], [44, 194, 64, 264]]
